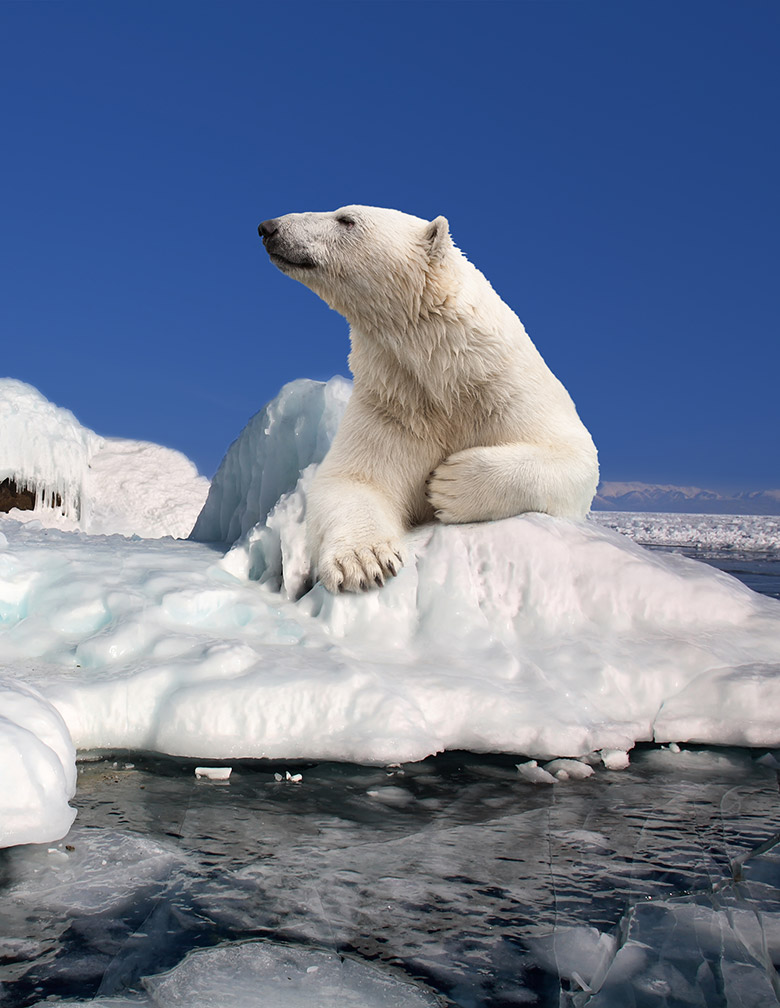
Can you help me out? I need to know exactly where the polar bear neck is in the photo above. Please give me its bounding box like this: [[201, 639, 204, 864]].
[[346, 265, 532, 435]]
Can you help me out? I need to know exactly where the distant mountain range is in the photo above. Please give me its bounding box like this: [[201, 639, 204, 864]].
[[593, 482, 780, 515]]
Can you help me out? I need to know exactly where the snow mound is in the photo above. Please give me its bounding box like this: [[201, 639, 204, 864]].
[[81, 437, 209, 539], [0, 378, 103, 518], [0, 678, 76, 846], [2, 377, 780, 848], [0, 379, 209, 538]]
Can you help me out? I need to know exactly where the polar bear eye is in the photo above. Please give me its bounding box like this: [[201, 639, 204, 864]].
[[336, 216, 356, 230]]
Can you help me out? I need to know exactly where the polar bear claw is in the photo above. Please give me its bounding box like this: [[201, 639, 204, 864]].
[[319, 542, 405, 594]]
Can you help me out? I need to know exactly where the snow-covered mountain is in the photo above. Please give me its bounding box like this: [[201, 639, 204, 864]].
[[594, 481, 780, 515]]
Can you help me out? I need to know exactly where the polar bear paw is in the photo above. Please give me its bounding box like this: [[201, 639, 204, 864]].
[[318, 542, 405, 593], [427, 448, 504, 524]]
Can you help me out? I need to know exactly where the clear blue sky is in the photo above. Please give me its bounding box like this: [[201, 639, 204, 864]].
[[1, 0, 777, 489]]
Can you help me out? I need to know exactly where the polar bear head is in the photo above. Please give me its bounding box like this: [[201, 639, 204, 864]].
[[258, 206, 456, 328]]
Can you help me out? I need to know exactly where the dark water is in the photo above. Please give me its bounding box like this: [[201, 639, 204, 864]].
[[654, 546, 780, 601], [1, 553, 779, 1008]]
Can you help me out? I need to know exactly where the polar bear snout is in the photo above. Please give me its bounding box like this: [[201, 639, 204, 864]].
[[258, 217, 318, 272], [258, 218, 279, 239]]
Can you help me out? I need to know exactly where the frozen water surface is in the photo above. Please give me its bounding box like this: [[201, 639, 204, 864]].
[[1, 742, 779, 1006]]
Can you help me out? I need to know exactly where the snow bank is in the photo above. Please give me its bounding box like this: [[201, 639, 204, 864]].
[[0, 378, 103, 518], [80, 437, 209, 539], [0, 379, 209, 538], [2, 377, 780, 848]]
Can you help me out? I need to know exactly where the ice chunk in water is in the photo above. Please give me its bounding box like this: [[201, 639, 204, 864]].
[[0, 678, 76, 846], [143, 940, 441, 1007]]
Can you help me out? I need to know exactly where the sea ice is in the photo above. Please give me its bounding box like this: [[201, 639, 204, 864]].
[[144, 940, 441, 1007], [5, 826, 182, 914], [1, 377, 780, 849], [592, 509, 780, 553], [23, 941, 442, 1007]]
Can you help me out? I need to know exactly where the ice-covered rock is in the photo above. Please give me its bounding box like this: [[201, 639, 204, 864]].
[[0, 379, 209, 538]]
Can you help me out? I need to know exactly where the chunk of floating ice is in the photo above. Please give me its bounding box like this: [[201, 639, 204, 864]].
[[366, 786, 413, 805], [600, 749, 630, 770], [194, 766, 232, 781], [143, 938, 441, 1007], [517, 758, 596, 784], [0, 678, 77, 847], [516, 760, 559, 785], [543, 758, 595, 781]]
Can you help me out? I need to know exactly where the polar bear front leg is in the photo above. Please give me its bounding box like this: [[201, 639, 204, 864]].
[[427, 443, 596, 523], [308, 475, 406, 593], [306, 398, 432, 593]]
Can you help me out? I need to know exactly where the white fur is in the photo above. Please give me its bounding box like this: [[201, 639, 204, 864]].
[[261, 205, 599, 593]]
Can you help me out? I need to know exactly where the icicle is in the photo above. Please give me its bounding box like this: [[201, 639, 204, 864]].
[[0, 379, 103, 520]]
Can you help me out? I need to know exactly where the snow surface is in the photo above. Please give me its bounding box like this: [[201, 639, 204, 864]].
[[1, 377, 780, 849], [0, 378, 209, 539]]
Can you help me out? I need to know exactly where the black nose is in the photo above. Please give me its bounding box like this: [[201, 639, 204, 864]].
[[258, 218, 279, 239]]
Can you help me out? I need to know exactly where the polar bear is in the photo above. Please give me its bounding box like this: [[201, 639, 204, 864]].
[[258, 206, 599, 593]]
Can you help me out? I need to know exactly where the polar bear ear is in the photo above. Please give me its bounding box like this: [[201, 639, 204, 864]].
[[423, 216, 451, 261]]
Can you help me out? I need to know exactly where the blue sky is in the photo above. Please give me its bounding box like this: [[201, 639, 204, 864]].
[[1, 0, 777, 489]]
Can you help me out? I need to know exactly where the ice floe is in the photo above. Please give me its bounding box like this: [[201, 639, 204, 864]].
[[1, 378, 779, 849]]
